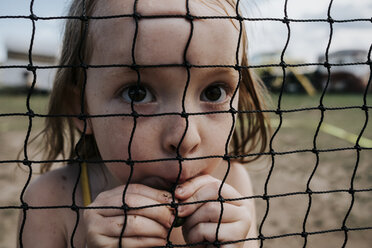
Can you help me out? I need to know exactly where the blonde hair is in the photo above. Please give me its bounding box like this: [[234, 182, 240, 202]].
[[40, 0, 270, 173]]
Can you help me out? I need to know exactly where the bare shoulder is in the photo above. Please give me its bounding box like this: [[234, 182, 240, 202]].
[[24, 164, 80, 205], [18, 164, 81, 248]]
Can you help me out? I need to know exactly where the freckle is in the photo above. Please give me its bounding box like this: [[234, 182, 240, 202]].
[[61, 176, 67, 181], [117, 223, 123, 228]]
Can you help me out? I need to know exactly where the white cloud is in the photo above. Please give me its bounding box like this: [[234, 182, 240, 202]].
[[246, 0, 372, 61]]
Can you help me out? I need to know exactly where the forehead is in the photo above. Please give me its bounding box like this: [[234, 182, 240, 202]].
[[90, 0, 241, 66]]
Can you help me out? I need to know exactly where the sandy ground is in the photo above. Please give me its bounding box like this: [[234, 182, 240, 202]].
[[1, 126, 371, 248]]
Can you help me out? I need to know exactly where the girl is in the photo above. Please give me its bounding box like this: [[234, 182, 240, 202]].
[[18, 0, 269, 247]]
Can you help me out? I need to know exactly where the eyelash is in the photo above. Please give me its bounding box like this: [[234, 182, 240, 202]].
[[118, 82, 236, 104], [202, 82, 235, 102]]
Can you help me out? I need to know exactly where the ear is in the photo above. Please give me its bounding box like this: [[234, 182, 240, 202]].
[[70, 86, 93, 135]]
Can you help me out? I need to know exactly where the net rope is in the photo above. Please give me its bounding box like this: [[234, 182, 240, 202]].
[[0, 0, 371, 247]]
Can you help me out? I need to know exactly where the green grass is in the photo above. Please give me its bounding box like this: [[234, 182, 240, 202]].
[[269, 93, 372, 142], [0, 94, 49, 132]]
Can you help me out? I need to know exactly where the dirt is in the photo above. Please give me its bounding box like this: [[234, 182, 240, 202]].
[[1, 126, 371, 248]]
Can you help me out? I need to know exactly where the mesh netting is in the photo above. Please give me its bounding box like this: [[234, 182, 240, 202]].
[[0, 0, 371, 247]]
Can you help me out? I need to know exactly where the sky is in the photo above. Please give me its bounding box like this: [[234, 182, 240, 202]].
[[0, 0, 371, 63]]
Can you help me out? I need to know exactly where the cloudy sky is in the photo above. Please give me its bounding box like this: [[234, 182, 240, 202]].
[[0, 0, 371, 63]]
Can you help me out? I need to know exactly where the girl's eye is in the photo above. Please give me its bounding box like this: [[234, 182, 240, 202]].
[[121, 85, 154, 103], [200, 85, 227, 102]]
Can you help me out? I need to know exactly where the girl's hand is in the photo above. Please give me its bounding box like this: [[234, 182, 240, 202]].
[[175, 175, 252, 248], [83, 184, 174, 248]]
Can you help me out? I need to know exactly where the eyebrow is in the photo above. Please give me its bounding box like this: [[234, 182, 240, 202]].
[[106, 65, 238, 80]]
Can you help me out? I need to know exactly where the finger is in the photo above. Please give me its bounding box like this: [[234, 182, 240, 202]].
[[183, 202, 249, 231], [94, 184, 173, 205], [184, 222, 248, 247], [96, 215, 170, 238], [90, 235, 167, 248], [85, 193, 174, 228], [176, 175, 242, 203], [177, 180, 243, 218]]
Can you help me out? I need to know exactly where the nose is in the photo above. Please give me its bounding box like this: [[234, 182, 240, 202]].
[[162, 115, 201, 157]]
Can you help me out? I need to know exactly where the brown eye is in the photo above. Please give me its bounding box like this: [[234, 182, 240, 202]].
[[201, 85, 226, 102], [121, 85, 153, 103]]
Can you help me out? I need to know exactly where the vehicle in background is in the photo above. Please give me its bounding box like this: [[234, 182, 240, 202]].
[[0, 37, 57, 94], [314, 49, 370, 93]]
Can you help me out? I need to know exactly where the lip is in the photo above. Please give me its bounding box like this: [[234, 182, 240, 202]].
[[141, 176, 174, 192], [141, 172, 202, 192]]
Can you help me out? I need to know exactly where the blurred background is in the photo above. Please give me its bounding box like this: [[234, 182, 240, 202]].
[[0, 0, 371, 247]]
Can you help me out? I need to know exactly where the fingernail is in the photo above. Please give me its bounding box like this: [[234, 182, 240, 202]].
[[178, 206, 184, 214], [176, 185, 183, 195], [169, 215, 175, 227]]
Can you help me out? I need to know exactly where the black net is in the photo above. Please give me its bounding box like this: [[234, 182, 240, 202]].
[[0, 0, 371, 247]]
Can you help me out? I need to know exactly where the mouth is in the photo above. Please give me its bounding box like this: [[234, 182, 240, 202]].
[[141, 176, 175, 192], [141, 173, 202, 192]]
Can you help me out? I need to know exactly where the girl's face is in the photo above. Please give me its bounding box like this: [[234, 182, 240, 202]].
[[84, 0, 242, 189]]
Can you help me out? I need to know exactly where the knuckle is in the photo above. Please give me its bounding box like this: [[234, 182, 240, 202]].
[[210, 181, 221, 191], [127, 215, 140, 233], [205, 202, 221, 217], [128, 183, 143, 194]]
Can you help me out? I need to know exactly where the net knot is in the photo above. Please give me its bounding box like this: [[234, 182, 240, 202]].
[[318, 104, 325, 112], [282, 17, 290, 24], [279, 61, 287, 68], [262, 194, 269, 201], [71, 204, 79, 212], [342, 225, 349, 232], [22, 160, 32, 166], [79, 15, 88, 22], [26, 64, 36, 72], [354, 144, 361, 151], [80, 62, 88, 69], [223, 154, 230, 161], [233, 64, 241, 71], [229, 107, 237, 114], [133, 13, 141, 20], [327, 17, 334, 24], [213, 240, 221, 247], [166, 241, 174, 248], [301, 231, 308, 238], [130, 64, 138, 70], [275, 109, 282, 115], [184, 61, 192, 68], [218, 196, 225, 203], [170, 201, 177, 209], [122, 203, 130, 211], [131, 111, 139, 118], [180, 111, 188, 118], [29, 14, 38, 21], [361, 105, 368, 111], [185, 14, 194, 21], [348, 188, 355, 194], [323, 61, 331, 69], [312, 148, 319, 154], [258, 234, 265, 240], [236, 15, 244, 22], [269, 149, 276, 156], [306, 188, 313, 195], [126, 159, 134, 166], [78, 113, 86, 120], [27, 110, 35, 118], [176, 155, 184, 162], [21, 202, 29, 211]]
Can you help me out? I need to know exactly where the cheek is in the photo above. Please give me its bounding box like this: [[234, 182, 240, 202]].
[[201, 113, 235, 153], [91, 117, 133, 160]]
